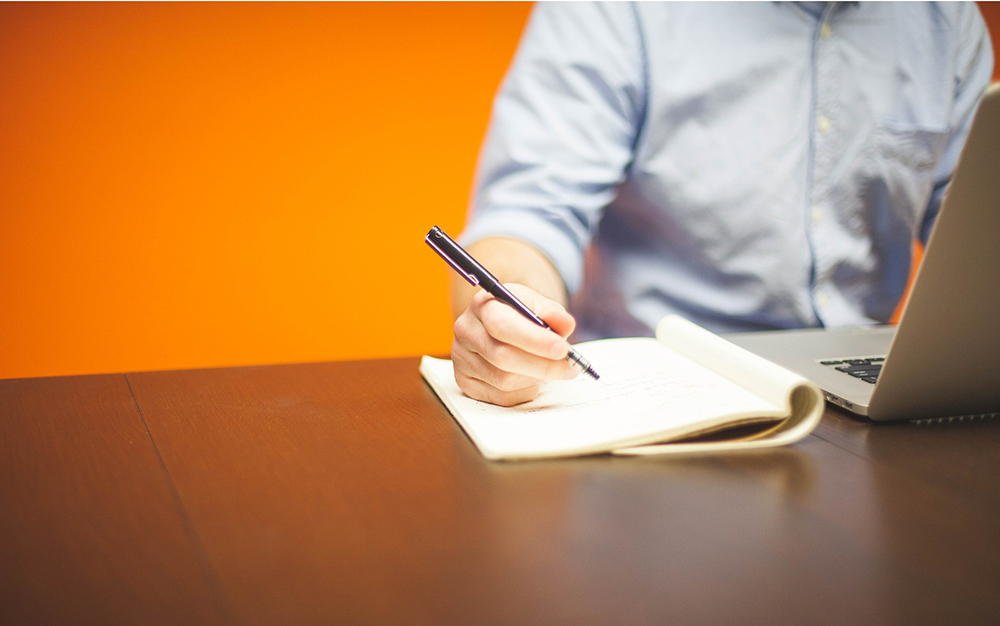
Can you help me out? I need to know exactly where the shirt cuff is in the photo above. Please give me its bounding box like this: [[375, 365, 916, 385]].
[[459, 208, 587, 296]]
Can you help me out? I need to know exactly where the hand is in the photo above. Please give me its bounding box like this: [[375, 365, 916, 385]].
[[452, 283, 578, 406]]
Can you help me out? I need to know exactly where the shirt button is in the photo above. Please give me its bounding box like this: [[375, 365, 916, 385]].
[[811, 206, 823, 224], [817, 290, 830, 308], [821, 23, 832, 40], [817, 115, 831, 134]]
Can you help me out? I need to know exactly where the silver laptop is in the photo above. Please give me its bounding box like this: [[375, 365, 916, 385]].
[[724, 84, 1000, 422]]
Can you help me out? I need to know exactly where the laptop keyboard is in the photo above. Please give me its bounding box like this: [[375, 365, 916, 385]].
[[820, 357, 886, 384]]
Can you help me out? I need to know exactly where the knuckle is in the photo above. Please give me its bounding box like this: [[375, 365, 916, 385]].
[[492, 394, 521, 408], [489, 342, 515, 367], [490, 388, 526, 407], [454, 372, 479, 399], [492, 370, 521, 392], [474, 332, 505, 364], [469, 290, 492, 312], [505, 384, 540, 406], [456, 370, 539, 407], [451, 342, 471, 372], [453, 313, 473, 340], [453, 314, 489, 356], [478, 301, 502, 329], [452, 319, 466, 344]]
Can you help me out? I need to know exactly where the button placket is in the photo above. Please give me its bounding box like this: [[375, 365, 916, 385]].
[[810, 11, 839, 321]]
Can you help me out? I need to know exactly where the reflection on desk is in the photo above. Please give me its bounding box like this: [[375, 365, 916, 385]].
[[2, 358, 999, 625]]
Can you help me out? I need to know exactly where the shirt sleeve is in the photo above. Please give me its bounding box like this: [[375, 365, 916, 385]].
[[461, 1, 647, 295], [919, 3, 994, 245]]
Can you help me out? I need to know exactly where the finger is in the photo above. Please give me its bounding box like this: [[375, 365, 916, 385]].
[[454, 313, 577, 381], [506, 284, 576, 339], [454, 367, 540, 407], [474, 296, 570, 361], [538, 306, 575, 339], [453, 340, 571, 392], [453, 345, 539, 392]]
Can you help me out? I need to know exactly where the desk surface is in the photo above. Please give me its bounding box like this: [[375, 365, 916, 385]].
[[2, 357, 999, 625]]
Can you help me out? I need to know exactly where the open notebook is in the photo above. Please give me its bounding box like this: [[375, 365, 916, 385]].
[[420, 316, 824, 460]]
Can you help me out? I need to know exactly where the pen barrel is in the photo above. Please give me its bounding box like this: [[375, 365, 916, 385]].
[[566, 346, 600, 380], [425, 225, 599, 381]]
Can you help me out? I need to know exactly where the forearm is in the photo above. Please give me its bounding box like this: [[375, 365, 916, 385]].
[[450, 237, 568, 319]]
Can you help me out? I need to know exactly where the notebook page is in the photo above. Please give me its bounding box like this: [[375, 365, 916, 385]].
[[421, 337, 783, 460], [612, 316, 827, 456], [656, 315, 808, 410]]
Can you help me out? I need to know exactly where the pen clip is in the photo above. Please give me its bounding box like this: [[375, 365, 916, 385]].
[[425, 233, 480, 286]]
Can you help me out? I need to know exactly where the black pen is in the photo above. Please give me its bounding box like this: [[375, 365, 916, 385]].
[[425, 225, 600, 381]]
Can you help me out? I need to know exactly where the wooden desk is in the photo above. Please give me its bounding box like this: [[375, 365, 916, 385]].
[[3, 358, 999, 625]]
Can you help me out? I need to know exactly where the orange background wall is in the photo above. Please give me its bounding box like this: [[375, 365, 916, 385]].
[[2, 2, 999, 381], [1, 2, 533, 380]]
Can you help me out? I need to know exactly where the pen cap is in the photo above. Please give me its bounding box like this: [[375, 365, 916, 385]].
[[425, 226, 500, 290], [426, 227, 480, 286]]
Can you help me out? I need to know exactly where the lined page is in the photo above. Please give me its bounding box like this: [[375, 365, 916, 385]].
[[421, 338, 782, 460]]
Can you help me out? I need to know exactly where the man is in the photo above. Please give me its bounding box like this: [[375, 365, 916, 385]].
[[451, 2, 993, 406]]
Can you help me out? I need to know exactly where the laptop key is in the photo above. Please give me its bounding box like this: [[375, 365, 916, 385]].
[[822, 357, 884, 384], [849, 370, 880, 379], [840, 364, 881, 374]]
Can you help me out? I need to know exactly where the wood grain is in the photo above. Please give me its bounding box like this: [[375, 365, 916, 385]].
[[0, 374, 233, 625], [815, 408, 1000, 515], [128, 358, 1000, 626]]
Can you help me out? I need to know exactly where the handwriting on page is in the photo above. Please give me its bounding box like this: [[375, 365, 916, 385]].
[[421, 337, 785, 458], [509, 338, 778, 423]]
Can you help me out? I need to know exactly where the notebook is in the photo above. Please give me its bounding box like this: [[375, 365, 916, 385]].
[[420, 315, 824, 460], [724, 84, 1000, 422]]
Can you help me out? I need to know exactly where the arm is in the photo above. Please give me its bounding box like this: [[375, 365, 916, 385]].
[[450, 237, 568, 317], [451, 3, 646, 405], [920, 4, 994, 244]]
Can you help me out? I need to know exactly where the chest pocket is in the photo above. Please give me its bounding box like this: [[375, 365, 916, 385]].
[[857, 121, 949, 237]]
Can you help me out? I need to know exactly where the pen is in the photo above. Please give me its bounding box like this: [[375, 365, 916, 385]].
[[425, 225, 600, 381]]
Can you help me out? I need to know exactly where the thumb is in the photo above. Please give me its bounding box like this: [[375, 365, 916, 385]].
[[539, 306, 576, 340], [506, 284, 576, 340]]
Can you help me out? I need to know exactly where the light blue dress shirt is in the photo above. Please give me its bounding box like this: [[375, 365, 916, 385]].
[[461, 2, 993, 339]]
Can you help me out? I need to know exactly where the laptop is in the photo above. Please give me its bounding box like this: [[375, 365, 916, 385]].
[[723, 83, 1000, 422]]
